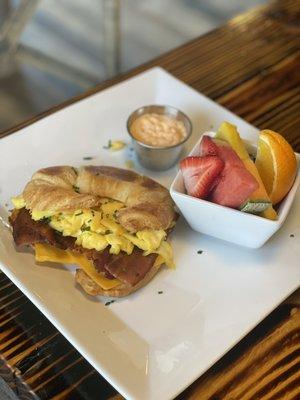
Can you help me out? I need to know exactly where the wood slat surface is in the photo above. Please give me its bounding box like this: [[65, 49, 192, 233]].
[[0, 0, 300, 399], [0, 270, 299, 400]]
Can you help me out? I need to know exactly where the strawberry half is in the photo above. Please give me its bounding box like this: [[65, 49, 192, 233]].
[[180, 156, 224, 199], [199, 135, 219, 156]]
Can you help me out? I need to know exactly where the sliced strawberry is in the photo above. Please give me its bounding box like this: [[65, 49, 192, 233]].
[[180, 156, 224, 199], [199, 135, 219, 156]]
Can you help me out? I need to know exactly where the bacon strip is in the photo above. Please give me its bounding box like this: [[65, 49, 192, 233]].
[[10, 208, 70, 248], [105, 250, 157, 286], [10, 208, 157, 286]]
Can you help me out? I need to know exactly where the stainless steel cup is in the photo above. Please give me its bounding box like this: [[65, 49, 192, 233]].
[[127, 105, 192, 171]]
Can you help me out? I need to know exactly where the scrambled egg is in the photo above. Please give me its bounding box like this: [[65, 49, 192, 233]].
[[109, 140, 126, 151], [11, 196, 26, 209], [12, 196, 174, 268], [103, 140, 126, 151]]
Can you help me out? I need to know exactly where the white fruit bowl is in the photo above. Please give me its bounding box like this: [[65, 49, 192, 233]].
[[170, 132, 300, 248]]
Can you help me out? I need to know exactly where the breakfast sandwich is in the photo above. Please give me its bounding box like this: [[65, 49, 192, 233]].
[[10, 166, 177, 297]]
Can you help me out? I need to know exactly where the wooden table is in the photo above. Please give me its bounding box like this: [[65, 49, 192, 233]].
[[1, 0, 299, 399]]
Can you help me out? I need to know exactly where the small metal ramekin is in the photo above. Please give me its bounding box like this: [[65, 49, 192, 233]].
[[127, 105, 192, 171]]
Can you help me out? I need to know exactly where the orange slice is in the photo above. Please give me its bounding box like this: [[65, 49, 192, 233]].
[[255, 130, 297, 205]]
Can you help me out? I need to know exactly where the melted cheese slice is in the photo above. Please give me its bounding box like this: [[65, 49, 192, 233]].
[[35, 244, 121, 290], [153, 255, 164, 267]]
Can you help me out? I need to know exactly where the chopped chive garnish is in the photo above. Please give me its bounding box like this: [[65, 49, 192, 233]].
[[40, 217, 51, 224], [103, 140, 112, 150], [105, 300, 115, 306]]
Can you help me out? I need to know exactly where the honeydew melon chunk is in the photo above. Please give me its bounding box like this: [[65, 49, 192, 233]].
[[240, 200, 271, 214], [216, 122, 277, 220]]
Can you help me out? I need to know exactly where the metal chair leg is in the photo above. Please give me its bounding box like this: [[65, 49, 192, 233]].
[[102, 0, 121, 77], [0, 0, 39, 76]]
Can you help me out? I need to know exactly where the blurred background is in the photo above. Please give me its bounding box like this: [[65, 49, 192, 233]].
[[0, 0, 265, 131]]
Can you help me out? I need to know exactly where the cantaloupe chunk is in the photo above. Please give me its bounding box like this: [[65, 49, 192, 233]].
[[216, 122, 277, 220]]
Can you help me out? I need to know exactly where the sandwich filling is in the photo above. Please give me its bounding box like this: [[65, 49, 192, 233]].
[[11, 196, 174, 291]]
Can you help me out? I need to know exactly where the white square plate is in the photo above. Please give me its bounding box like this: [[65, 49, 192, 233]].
[[0, 67, 299, 400]]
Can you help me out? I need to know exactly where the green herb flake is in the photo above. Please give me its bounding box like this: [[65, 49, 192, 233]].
[[103, 140, 112, 150], [290, 234, 295, 238], [73, 185, 80, 193], [81, 225, 90, 232], [104, 300, 115, 306], [83, 156, 93, 160], [75, 211, 83, 216], [158, 291, 163, 295], [71, 167, 78, 175], [197, 250, 203, 254], [40, 217, 51, 224]]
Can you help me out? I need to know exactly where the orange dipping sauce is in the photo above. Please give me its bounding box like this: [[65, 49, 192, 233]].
[[130, 113, 186, 147]]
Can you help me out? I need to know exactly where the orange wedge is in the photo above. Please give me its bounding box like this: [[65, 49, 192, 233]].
[[255, 130, 297, 205]]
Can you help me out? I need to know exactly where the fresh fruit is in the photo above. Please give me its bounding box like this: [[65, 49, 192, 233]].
[[216, 122, 277, 220], [199, 135, 219, 156], [240, 200, 271, 214], [180, 156, 224, 198], [200, 135, 259, 208], [255, 129, 297, 205], [210, 164, 259, 208]]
